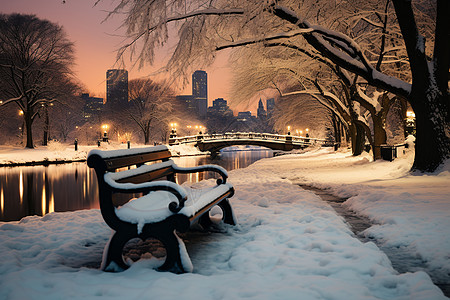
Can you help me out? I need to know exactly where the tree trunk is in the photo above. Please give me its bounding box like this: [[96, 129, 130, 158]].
[[43, 105, 49, 146], [392, 0, 450, 171], [410, 90, 449, 172], [144, 130, 150, 145], [24, 111, 34, 149], [349, 123, 366, 156], [372, 114, 387, 160]]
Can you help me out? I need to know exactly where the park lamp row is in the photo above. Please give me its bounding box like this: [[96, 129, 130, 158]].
[[287, 126, 309, 136]]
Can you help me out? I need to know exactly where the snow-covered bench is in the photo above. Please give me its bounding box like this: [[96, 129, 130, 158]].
[[87, 145, 236, 273]]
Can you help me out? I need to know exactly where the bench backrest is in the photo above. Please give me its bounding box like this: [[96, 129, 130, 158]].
[[87, 145, 172, 172], [87, 145, 175, 230]]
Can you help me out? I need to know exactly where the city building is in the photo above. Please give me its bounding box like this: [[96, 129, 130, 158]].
[[257, 98, 267, 119], [106, 69, 128, 108], [81, 93, 103, 121], [176, 95, 196, 114], [207, 98, 233, 117], [266, 98, 275, 117], [192, 70, 208, 118], [237, 111, 253, 122]]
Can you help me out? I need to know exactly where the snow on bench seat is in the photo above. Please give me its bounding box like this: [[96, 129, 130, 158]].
[[114, 182, 234, 234]]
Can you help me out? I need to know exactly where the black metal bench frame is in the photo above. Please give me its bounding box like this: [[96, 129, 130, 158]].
[[87, 146, 235, 273]]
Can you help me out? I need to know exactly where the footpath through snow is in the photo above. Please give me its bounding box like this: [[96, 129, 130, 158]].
[[0, 143, 449, 299]]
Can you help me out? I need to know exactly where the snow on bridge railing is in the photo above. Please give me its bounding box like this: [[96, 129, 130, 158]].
[[169, 132, 326, 146]]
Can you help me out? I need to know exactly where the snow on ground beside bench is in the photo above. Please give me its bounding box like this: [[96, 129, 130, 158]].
[[0, 161, 446, 299]]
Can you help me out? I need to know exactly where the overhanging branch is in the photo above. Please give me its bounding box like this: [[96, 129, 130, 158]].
[[216, 28, 313, 51]]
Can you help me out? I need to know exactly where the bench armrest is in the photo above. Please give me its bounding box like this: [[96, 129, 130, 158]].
[[104, 174, 188, 213], [172, 164, 228, 184]]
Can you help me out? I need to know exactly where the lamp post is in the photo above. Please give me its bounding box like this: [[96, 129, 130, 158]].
[[169, 123, 178, 145], [287, 125, 291, 135], [101, 124, 109, 143]]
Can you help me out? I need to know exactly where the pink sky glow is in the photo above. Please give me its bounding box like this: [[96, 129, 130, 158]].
[[0, 0, 237, 108]]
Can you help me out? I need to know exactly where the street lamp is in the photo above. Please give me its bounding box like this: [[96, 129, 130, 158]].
[[101, 124, 109, 142]]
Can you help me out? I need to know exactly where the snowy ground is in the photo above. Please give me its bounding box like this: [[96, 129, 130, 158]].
[[0, 142, 449, 299]]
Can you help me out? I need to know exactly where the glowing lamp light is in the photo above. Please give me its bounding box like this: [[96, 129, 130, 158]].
[[406, 111, 415, 118], [102, 124, 109, 132]]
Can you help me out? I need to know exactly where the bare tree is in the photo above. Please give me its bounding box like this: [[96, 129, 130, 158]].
[[126, 79, 174, 144], [0, 14, 77, 148], [106, 0, 449, 172]]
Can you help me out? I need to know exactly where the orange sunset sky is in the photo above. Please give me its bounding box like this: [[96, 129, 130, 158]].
[[0, 0, 246, 110]]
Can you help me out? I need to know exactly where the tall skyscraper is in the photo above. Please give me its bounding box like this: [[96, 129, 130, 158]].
[[106, 69, 128, 108], [192, 70, 207, 118], [257, 98, 267, 119]]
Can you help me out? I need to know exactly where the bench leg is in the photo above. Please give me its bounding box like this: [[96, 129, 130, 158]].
[[218, 198, 236, 225], [102, 230, 133, 271], [199, 199, 236, 228], [155, 229, 192, 273]]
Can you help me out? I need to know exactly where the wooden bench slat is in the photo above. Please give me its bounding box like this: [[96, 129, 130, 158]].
[[104, 150, 172, 171], [116, 166, 174, 184]]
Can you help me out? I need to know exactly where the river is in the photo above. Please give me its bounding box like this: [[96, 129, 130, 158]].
[[0, 149, 274, 222]]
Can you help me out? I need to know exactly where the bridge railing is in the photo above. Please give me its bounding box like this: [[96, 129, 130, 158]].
[[169, 132, 326, 146]]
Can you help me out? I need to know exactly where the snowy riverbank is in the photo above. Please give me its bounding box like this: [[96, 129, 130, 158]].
[[0, 144, 449, 299], [0, 142, 204, 166]]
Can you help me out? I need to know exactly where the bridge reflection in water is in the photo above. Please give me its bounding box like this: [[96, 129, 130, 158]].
[[170, 132, 324, 154]]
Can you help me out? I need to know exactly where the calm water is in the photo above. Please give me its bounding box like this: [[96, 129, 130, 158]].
[[0, 149, 273, 222]]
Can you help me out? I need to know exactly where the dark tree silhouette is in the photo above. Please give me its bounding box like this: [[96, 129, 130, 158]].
[[0, 14, 77, 148]]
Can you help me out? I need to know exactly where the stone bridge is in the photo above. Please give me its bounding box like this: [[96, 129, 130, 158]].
[[169, 132, 324, 154]]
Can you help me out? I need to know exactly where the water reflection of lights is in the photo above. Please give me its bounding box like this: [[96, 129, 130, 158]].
[[49, 193, 54, 214], [19, 170, 23, 204], [1, 185, 4, 215], [42, 184, 46, 215]]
